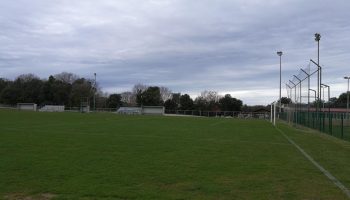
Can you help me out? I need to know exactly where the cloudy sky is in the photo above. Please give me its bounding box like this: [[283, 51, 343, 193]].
[[0, 0, 349, 105]]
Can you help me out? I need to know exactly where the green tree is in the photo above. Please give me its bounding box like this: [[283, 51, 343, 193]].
[[0, 84, 20, 105], [336, 93, 348, 108], [219, 94, 242, 111], [194, 96, 207, 110], [164, 99, 177, 110], [180, 94, 193, 110], [138, 86, 163, 106], [107, 94, 122, 108]]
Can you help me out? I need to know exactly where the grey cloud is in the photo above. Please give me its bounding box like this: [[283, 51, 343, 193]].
[[0, 0, 350, 105]]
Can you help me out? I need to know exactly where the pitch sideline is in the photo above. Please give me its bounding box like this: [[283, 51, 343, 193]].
[[276, 126, 350, 199]]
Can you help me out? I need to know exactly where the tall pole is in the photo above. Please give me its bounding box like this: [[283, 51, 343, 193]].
[[345, 77, 350, 117], [94, 73, 96, 111], [277, 51, 283, 114], [315, 33, 321, 111]]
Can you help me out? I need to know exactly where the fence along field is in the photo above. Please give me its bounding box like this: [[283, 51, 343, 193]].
[[1, 109, 350, 199], [280, 59, 350, 142]]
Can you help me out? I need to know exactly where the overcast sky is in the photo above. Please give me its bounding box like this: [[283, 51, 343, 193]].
[[0, 0, 349, 105]]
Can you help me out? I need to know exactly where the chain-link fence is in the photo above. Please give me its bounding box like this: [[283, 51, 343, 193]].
[[279, 59, 350, 141], [279, 109, 350, 141]]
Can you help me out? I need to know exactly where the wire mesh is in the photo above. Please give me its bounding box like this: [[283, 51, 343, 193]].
[[280, 60, 350, 141]]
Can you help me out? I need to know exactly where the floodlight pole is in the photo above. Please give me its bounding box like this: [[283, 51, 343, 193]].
[[277, 51, 283, 114], [345, 76, 350, 117], [94, 73, 96, 111], [315, 33, 321, 110]]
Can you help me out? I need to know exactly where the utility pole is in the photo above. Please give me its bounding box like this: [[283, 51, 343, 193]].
[[277, 51, 283, 114]]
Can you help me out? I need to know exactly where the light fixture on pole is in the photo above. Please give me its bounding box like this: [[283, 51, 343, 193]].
[[314, 33, 321, 110], [277, 51, 283, 113]]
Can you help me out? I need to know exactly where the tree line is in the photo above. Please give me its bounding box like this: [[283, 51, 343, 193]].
[[0, 73, 96, 107], [0, 73, 244, 111]]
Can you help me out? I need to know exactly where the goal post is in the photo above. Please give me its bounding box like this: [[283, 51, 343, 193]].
[[270, 101, 277, 126]]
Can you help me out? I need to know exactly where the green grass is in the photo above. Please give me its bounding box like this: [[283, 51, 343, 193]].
[[0, 110, 350, 199]]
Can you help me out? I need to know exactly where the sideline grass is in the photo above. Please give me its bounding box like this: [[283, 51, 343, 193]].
[[0, 110, 349, 199]]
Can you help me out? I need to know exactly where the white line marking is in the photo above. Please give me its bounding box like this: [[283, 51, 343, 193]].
[[276, 127, 350, 199]]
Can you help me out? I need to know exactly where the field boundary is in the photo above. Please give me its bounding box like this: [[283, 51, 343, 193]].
[[276, 126, 350, 199]]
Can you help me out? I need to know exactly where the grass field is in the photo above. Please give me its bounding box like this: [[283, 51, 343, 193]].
[[1, 110, 350, 199]]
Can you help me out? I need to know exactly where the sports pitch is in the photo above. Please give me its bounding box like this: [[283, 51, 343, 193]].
[[1, 110, 350, 199]]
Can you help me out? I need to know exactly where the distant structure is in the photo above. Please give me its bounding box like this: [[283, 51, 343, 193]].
[[116, 106, 164, 115], [39, 105, 65, 112], [116, 107, 142, 115], [17, 103, 37, 111], [142, 106, 165, 115]]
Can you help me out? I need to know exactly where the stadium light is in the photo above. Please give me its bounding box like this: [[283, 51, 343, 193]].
[[277, 51, 283, 114], [345, 76, 350, 116], [314, 33, 321, 113]]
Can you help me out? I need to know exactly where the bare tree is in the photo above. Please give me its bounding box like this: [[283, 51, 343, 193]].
[[132, 83, 148, 95], [121, 91, 136, 105], [200, 90, 221, 102], [54, 72, 79, 84], [17, 74, 39, 82], [159, 86, 172, 102]]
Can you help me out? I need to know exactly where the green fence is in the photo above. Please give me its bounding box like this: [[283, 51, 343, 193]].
[[279, 111, 350, 141]]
